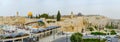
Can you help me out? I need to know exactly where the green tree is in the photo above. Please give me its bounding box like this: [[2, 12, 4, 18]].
[[47, 15, 55, 19], [38, 22, 45, 26], [110, 30, 116, 35], [36, 15, 39, 18], [70, 32, 83, 42], [39, 14, 41, 18], [57, 11, 61, 21], [40, 13, 49, 19], [70, 32, 106, 42], [94, 25, 98, 30], [87, 27, 94, 31]]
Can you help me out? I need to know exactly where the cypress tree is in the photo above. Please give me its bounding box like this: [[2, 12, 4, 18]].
[[57, 11, 61, 21]]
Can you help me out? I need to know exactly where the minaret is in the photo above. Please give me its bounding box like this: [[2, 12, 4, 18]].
[[71, 11, 74, 19], [16, 11, 19, 17], [16, 11, 20, 25]]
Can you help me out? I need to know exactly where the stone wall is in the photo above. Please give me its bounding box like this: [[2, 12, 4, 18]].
[[50, 15, 110, 33]]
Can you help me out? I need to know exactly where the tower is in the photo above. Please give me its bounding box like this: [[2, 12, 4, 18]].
[[16, 11, 19, 17], [71, 11, 74, 18]]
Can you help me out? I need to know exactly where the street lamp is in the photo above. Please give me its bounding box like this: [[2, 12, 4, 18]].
[[98, 25, 100, 42], [65, 26, 67, 42], [52, 29, 56, 41]]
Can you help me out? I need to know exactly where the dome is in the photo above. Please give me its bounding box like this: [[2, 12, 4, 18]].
[[28, 12, 33, 16]]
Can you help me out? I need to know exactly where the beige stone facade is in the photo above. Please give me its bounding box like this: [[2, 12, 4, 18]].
[[0, 15, 110, 33], [49, 15, 110, 33], [55, 17, 84, 32]]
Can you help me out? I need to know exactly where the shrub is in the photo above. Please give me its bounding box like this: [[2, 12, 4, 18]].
[[70, 32, 106, 42], [83, 39, 106, 42], [70, 32, 83, 42], [38, 22, 45, 26], [110, 30, 116, 35], [87, 27, 94, 31], [91, 32, 106, 35]]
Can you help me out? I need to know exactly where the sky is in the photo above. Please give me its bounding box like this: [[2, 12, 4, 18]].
[[0, 0, 120, 19]]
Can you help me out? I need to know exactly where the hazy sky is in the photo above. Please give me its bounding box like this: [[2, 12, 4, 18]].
[[0, 0, 120, 19]]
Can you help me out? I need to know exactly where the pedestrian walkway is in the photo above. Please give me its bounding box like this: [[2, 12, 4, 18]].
[[39, 35, 66, 42], [52, 35, 71, 42]]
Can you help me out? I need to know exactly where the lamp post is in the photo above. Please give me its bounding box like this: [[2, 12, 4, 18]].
[[53, 29, 55, 40], [98, 25, 100, 42], [52, 29, 56, 41], [66, 28, 68, 42]]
